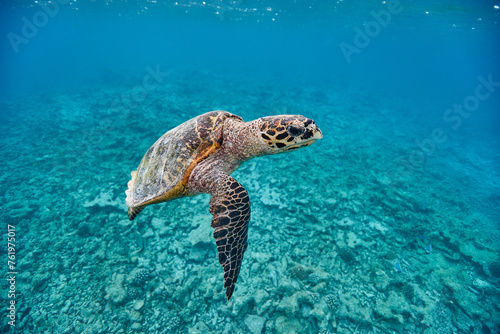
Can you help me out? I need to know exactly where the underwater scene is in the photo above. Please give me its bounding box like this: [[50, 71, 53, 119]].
[[1, 0, 500, 333]]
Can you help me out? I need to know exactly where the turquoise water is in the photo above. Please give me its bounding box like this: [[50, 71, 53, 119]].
[[1, 0, 500, 333]]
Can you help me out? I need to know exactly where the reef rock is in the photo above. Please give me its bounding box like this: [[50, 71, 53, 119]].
[[244, 314, 266, 334], [275, 315, 302, 334], [105, 273, 127, 305]]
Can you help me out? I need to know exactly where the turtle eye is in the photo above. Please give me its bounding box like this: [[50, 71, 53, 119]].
[[286, 125, 304, 137]]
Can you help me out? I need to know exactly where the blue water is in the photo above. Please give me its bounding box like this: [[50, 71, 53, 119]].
[[1, 0, 499, 333]]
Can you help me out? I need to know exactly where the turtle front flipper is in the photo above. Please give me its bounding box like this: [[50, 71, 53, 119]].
[[209, 174, 250, 301]]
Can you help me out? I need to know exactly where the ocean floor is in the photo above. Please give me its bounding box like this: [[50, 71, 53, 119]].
[[1, 69, 499, 333]]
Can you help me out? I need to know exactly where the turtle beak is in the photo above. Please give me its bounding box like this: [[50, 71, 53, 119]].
[[311, 124, 322, 140], [304, 120, 323, 143]]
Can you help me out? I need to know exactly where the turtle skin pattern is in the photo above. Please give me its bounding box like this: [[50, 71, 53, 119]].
[[209, 173, 250, 301]]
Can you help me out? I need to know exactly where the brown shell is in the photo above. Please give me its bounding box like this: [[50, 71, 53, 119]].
[[126, 111, 242, 208]]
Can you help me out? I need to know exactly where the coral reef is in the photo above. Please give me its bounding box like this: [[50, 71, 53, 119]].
[[132, 269, 152, 286], [126, 286, 143, 300], [325, 294, 339, 310], [308, 273, 322, 285], [488, 261, 500, 278], [402, 283, 415, 301], [290, 265, 309, 280], [337, 246, 356, 263], [1, 69, 499, 333]]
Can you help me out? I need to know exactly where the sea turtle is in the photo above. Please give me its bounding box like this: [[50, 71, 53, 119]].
[[125, 110, 322, 300]]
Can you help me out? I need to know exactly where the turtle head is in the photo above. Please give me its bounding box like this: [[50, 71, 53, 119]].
[[256, 115, 322, 154]]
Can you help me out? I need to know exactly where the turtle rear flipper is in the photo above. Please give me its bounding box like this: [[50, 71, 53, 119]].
[[209, 174, 250, 301], [126, 170, 145, 220], [128, 205, 145, 221]]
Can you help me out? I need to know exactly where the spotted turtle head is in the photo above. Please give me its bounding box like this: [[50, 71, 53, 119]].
[[257, 115, 322, 154]]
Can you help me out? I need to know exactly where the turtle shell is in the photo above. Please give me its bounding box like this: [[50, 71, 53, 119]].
[[126, 110, 242, 208]]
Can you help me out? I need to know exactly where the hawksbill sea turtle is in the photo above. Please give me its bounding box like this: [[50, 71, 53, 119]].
[[125, 110, 322, 300]]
